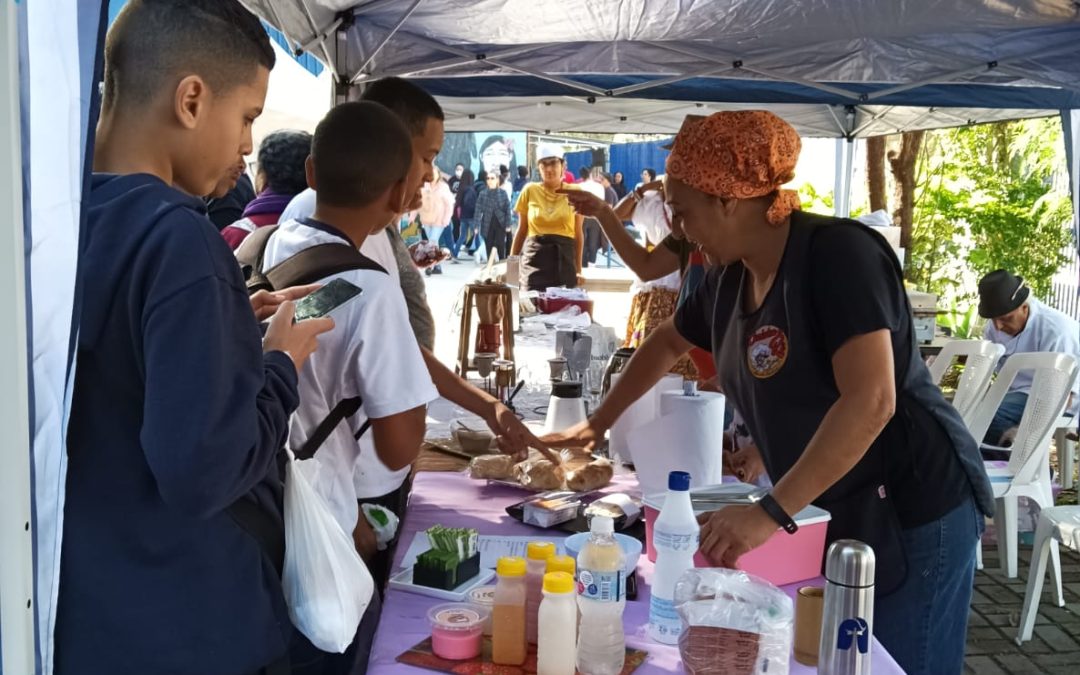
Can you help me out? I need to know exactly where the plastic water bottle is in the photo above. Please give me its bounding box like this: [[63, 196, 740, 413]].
[[648, 470, 700, 644], [576, 516, 626, 675]]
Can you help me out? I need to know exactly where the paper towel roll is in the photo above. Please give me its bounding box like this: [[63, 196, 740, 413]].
[[658, 390, 725, 416], [630, 390, 726, 498], [607, 372, 656, 465]]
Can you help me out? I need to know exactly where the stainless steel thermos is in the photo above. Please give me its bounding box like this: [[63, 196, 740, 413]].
[[818, 539, 875, 675]]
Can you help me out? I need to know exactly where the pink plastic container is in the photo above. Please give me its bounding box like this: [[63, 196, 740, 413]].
[[428, 603, 488, 661], [643, 493, 831, 587]]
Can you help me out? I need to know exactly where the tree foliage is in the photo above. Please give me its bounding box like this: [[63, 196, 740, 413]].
[[905, 118, 1072, 303]]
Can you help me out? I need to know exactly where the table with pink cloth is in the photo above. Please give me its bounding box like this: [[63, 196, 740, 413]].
[[368, 471, 905, 674]]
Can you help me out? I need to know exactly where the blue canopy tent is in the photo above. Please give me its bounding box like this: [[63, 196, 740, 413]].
[[3, 2, 1080, 674]]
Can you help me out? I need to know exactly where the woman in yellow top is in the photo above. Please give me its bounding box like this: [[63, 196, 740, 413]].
[[511, 143, 584, 290]]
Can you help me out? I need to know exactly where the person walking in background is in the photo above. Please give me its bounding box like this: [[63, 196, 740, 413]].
[[577, 166, 606, 267], [513, 165, 529, 193], [475, 170, 513, 262], [611, 170, 629, 199], [419, 169, 454, 275], [220, 129, 311, 249], [450, 168, 477, 261]]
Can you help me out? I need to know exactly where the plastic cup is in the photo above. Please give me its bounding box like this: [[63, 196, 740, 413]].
[[428, 603, 488, 661]]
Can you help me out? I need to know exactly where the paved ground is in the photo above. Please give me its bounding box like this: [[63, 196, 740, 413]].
[[967, 538, 1080, 674]]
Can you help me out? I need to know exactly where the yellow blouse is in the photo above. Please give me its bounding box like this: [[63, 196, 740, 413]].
[[514, 182, 579, 239]]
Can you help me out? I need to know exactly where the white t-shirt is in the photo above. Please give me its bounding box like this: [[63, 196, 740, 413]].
[[983, 296, 1080, 413], [580, 179, 606, 201], [630, 190, 681, 293], [264, 219, 438, 532], [279, 188, 400, 284]]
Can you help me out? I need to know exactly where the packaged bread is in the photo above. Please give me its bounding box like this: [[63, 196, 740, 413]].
[[565, 458, 614, 492], [469, 454, 516, 480], [513, 459, 565, 491]]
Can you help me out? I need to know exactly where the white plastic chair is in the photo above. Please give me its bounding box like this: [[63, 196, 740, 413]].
[[927, 340, 1006, 424], [1016, 505, 1080, 644], [965, 352, 1079, 578]]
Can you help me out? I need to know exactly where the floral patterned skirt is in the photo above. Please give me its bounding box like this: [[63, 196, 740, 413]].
[[624, 288, 698, 380]]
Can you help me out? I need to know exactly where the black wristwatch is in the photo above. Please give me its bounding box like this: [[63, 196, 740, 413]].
[[758, 493, 798, 534]]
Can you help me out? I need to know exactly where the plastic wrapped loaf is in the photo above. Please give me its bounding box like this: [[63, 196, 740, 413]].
[[674, 568, 794, 675]]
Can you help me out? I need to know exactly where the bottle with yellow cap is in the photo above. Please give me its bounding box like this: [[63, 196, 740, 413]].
[[537, 572, 577, 675], [492, 556, 528, 665], [546, 554, 576, 577], [525, 541, 556, 644]]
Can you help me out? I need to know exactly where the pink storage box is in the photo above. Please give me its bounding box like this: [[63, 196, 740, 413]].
[[643, 492, 831, 587], [536, 296, 594, 317]]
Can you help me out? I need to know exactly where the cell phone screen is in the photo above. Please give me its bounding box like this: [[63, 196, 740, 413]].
[[293, 278, 363, 322]]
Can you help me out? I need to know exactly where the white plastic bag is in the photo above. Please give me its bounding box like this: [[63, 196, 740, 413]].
[[282, 451, 374, 653], [674, 568, 794, 675]]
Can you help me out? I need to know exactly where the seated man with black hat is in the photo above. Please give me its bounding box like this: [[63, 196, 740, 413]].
[[979, 268, 1080, 445]]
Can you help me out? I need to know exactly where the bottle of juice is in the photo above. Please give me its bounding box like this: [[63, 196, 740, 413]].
[[492, 556, 528, 666], [576, 516, 626, 675], [537, 572, 578, 675], [546, 554, 576, 577], [526, 541, 556, 644]]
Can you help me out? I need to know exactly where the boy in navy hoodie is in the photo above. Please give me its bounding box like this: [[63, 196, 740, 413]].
[[55, 2, 333, 673]]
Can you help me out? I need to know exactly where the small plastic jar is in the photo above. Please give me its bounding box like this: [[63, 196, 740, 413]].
[[427, 603, 488, 661], [467, 585, 497, 636]]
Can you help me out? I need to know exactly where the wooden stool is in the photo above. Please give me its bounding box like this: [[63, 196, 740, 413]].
[[456, 283, 515, 376]]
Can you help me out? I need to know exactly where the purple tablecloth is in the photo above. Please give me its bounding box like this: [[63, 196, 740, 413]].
[[368, 472, 905, 674]]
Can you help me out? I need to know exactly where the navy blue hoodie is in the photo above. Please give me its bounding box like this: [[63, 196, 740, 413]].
[[55, 174, 299, 674]]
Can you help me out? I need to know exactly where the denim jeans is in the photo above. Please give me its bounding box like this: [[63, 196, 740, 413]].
[[874, 496, 982, 675], [451, 217, 475, 258], [984, 391, 1028, 445]]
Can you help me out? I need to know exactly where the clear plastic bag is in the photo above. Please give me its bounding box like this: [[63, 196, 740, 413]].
[[283, 451, 374, 653], [674, 568, 794, 675]]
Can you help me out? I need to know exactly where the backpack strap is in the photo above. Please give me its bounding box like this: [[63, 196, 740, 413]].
[[263, 243, 387, 290], [228, 497, 285, 577], [235, 224, 281, 294], [295, 396, 363, 461]]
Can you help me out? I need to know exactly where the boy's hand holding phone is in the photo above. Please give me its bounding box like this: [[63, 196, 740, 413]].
[[263, 301, 334, 372], [250, 283, 322, 321]]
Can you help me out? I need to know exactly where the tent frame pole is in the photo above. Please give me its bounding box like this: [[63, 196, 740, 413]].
[[0, 3, 37, 674], [349, 0, 426, 81], [392, 31, 609, 97], [293, 0, 336, 70]]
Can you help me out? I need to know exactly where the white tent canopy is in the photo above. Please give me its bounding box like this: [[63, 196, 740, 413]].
[[242, 0, 1080, 136]]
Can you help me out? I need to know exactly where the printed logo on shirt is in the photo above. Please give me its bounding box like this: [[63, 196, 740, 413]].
[[746, 325, 788, 379]]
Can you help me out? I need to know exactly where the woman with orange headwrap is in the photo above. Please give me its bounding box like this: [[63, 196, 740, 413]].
[[546, 111, 993, 674]]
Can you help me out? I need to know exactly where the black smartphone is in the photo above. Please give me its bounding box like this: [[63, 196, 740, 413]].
[[293, 278, 363, 322]]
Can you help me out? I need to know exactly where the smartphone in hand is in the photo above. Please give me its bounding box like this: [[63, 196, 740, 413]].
[[293, 278, 363, 322]]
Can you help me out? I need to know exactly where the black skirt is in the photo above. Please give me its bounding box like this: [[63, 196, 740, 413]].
[[521, 234, 577, 291]]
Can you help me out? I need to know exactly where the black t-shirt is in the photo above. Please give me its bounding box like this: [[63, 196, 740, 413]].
[[675, 218, 968, 528]]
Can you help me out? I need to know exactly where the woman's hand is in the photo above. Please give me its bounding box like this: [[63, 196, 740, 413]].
[[698, 504, 779, 567], [557, 189, 611, 218], [540, 418, 606, 452]]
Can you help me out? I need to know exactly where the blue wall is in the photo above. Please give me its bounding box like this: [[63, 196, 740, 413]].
[[609, 139, 672, 186]]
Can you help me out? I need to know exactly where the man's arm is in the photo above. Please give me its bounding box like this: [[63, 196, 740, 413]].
[[370, 405, 428, 471], [421, 346, 543, 455]]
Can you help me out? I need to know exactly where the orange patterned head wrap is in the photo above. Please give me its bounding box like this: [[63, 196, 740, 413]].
[[665, 111, 802, 225]]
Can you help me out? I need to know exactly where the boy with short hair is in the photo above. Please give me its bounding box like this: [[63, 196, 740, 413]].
[[55, 2, 332, 673], [262, 101, 435, 553]]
